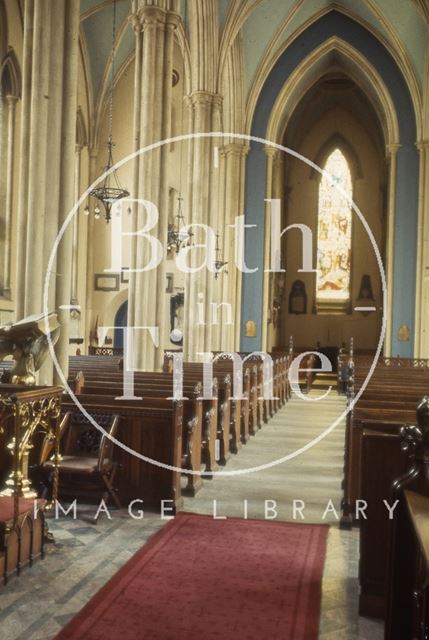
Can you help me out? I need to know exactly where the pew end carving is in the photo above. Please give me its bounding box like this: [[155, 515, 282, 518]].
[[385, 396, 429, 639]]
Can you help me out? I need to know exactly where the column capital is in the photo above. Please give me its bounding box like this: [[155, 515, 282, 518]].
[[129, 12, 142, 33], [386, 142, 401, 157], [416, 139, 429, 152], [265, 145, 280, 160], [222, 141, 250, 159], [130, 5, 181, 32], [187, 90, 223, 109], [5, 94, 18, 107]]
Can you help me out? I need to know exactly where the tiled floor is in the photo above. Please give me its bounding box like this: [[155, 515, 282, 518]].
[[320, 528, 383, 639], [0, 511, 166, 639], [0, 391, 384, 639]]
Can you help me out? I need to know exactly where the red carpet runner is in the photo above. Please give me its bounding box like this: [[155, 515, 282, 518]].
[[56, 513, 328, 640]]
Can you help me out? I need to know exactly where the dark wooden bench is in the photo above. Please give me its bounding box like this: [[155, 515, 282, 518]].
[[60, 394, 185, 508]]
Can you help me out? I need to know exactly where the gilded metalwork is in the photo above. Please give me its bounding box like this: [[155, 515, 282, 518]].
[[0, 387, 63, 526]]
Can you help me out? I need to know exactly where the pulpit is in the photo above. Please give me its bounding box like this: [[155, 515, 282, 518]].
[[0, 384, 63, 584]]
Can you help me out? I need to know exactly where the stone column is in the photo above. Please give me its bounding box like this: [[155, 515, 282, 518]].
[[203, 94, 223, 354], [211, 144, 227, 353], [384, 143, 400, 357], [181, 0, 221, 360], [127, 12, 143, 334], [85, 148, 99, 349], [261, 147, 277, 352], [220, 142, 248, 352], [415, 141, 429, 357], [182, 91, 222, 360], [53, 0, 81, 384], [14, 0, 80, 384], [267, 150, 284, 351], [2, 95, 18, 298], [20, 0, 51, 317], [15, 0, 33, 320], [234, 143, 249, 351], [71, 144, 82, 306], [129, 3, 179, 370]]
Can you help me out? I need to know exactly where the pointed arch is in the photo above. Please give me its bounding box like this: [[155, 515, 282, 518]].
[[221, 33, 245, 135], [0, 48, 21, 99], [76, 107, 88, 148], [266, 37, 398, 147], [246, 9, 420, 140], [311, 134, 363, 182]]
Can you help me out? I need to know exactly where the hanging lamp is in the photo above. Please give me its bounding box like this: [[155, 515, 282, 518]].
[[84, 0, 129, 222]]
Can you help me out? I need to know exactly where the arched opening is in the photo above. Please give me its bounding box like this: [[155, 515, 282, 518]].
[[114, 300, 128, 349], [241, 11, 418, 358]]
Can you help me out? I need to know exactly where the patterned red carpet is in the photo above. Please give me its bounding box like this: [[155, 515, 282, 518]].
[[55, 513, 328, 640]]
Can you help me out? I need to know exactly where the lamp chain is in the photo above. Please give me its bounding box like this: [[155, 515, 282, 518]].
[[108, 0, 117, 144]]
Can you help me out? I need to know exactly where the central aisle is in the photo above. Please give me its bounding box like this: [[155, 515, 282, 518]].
[[182, 388, 384, 640], [183, 389, 346, 524]]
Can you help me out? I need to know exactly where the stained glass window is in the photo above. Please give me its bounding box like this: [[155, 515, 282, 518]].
[[316, 149, 352, 309]]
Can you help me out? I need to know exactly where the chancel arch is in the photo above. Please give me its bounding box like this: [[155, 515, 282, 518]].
[[260, 38, 399, 355], [243, 4, 423, 139], [241, 10, 419, 358]]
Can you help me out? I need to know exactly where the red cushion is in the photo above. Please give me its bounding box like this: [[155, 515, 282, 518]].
[[0, 497, 46, 522]]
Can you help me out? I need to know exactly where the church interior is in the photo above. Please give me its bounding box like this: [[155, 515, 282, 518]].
[[1, 1, 429, 638]]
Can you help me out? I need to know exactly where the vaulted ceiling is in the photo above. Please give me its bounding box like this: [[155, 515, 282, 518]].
[[80, 0, 134, 110], [79, 0, 428, 116], [239, 0, 427, 97]]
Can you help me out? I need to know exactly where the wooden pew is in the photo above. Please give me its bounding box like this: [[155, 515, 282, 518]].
[[162, 362, 234, 464], [65, 350, 290, 507], [205, 355, 260, 434], [69, 354, 123, 373], [340, 347, 429, 621], [60, 394, 185, 509], [70, 378, 205, 495], [70, 372, 213, 477], [359, 428, 409, 618], [342, 351, 429, 525], [162, 356, 252, 449], [384, 396, 429, 639]]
